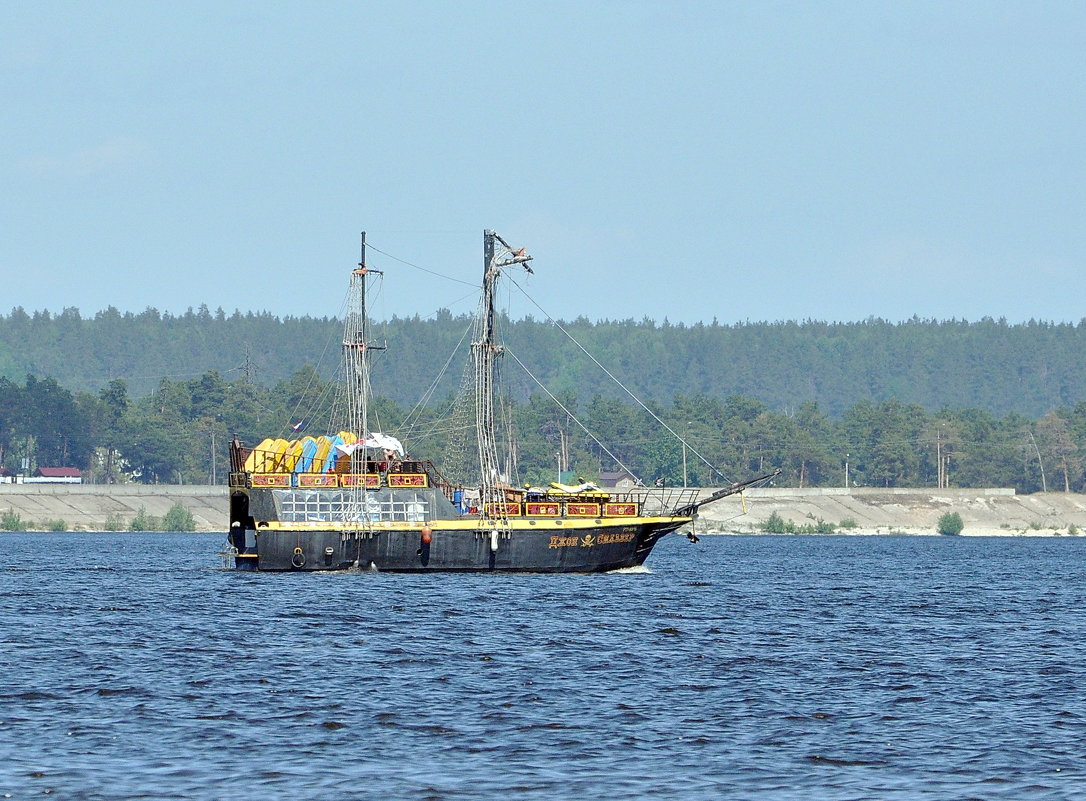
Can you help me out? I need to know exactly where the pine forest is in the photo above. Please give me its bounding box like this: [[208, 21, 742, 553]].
[[2, 305, 1086, 493]]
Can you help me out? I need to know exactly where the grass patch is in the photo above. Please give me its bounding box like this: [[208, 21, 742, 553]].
[[762, 511, 836, 534]]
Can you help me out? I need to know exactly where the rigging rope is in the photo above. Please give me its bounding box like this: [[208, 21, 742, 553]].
[[506, 275, 729, 483], [398, 317, 475, 435], [504, 346, 642, 485], [365, 241, 477, 287], [284, 311, 341, 437]]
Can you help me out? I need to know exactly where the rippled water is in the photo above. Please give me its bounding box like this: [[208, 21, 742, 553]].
[[2, 532, 1085, 799]]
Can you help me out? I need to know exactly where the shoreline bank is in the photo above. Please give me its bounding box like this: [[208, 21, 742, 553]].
[[2, 485, 1085, 535], [0, 485, 226, 533], [691, 486, 1086, 537]]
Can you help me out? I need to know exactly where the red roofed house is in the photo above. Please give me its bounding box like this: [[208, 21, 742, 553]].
[[32, 467, 83, 484]]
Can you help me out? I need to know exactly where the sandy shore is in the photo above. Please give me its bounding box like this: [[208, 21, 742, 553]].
[[691, 487, 1086, 536], [2, 484, 1084, 535]]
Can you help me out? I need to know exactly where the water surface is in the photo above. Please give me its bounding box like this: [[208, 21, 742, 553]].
[[2, 533, 1084, 799]]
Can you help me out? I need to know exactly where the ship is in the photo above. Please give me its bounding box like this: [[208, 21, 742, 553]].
[[224, 230, 777, 572]]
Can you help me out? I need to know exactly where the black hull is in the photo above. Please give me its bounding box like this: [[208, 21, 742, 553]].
[[230, 520, 684, 573], [222, 232, 764, 575], [226, 480, 697, 574]]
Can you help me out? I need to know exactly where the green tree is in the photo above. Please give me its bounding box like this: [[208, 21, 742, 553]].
[[162, 502, 196, 532], [937, 511, 964, 535], [582, 395, 643, 477], [791, 401, 836, 487], [120, 412, 188, 483], [93, 378, 130, 483], [190, 371, 227, 419], [23, 375, 94, 468], [1035, 411, 1081, 492], [1, 510, 27, 531], [0, 376, 24, 472], [640, 430, 683, 486], [129, 506, 159, 532], [841, 399, 929, 487]]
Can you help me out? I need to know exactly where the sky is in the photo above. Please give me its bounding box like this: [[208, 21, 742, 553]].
[[2, 1, 1084, 326]]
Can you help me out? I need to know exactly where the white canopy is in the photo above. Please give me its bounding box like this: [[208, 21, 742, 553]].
[[334, 433, 405, 458]]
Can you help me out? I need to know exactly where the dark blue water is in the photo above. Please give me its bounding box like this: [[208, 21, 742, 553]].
[[2, 533, 1084, 800]]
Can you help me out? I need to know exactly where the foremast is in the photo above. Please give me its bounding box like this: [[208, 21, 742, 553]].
[[342, 233, 384, 437], [473, 230, 532, 516], [340, 232, 387, 529]]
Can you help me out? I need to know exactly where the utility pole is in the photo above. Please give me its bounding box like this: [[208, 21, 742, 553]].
[[682, 421, 689, 489], [1029, 430, 1047, 493], [936, 429, 943, 488]]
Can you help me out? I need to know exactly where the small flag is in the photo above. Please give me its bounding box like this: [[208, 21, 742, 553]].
[[291, 421, 304, 432]]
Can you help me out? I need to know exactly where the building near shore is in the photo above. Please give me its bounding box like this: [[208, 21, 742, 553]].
[[1, 467, 83, 485], [28, 467, 83, 484]]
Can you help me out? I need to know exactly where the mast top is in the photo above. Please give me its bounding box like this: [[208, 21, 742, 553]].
[[485, 229, 533, 272], [354, 231, 383, 276]]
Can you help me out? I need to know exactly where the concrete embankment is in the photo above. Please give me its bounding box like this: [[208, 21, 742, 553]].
[[0, 485, 227, 532], [2, 485, 1085, 535], [692, 487, 1086, 536]]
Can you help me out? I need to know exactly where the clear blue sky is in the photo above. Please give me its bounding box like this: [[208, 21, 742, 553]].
[[3, 1, 1083, 325]]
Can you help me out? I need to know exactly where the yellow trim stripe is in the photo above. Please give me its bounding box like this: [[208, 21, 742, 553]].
[[257, 515, 691, 532]]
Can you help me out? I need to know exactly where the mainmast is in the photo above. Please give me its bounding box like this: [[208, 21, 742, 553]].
[[342, 232, 384, 441], [473, 230, 532, 510]]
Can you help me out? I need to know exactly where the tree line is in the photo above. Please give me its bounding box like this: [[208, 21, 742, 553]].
[[4, 305, 1086, 418], [2, 369, 1084, 494]]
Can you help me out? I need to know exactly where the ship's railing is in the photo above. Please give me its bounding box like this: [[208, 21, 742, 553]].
[[450, 486, 705, 518], [614, 487, 704, 516]]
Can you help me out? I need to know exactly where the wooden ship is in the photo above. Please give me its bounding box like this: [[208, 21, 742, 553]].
[[225, 231, 775, 572]]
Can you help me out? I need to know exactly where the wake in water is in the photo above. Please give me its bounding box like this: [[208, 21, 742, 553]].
[[607, 564, 652, 574]]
